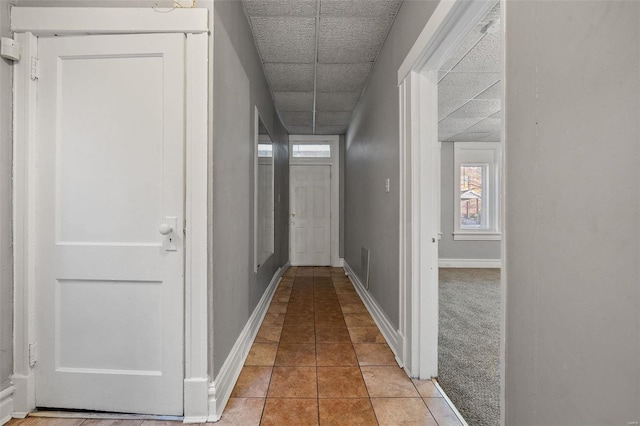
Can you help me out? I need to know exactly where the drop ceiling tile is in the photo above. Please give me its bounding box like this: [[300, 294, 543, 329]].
[[281, 111, 314, 126], [438, 117, 482, 135], [316, 92, 361, 111], [448, 99, 501, 120], [480, 133, 501, 142], [445, 132, 492, 142], [316, 111, 352, 126], [480, 3, 501, 28], [452, 33, 500, 73], [244, 0, 318, 17], [251, 17, 316, 63], [440, 30, 484, 72], [288, 126, 314, 134], [318, 17, 393, 63], [438, 98, 469, 120], [317, 63, 372, 92], [264, 63, 315, 92], [476, 81, 502, 99], [438, 72, 500, 100], [438, 133, 456, 142], [274, 92, 314, 111], [320, 0, 401, 17], [315, 125, 348, 134], [463, 116, 501, 134]]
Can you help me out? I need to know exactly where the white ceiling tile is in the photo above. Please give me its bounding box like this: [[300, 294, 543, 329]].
[[463, 116, 501, 134], [438, 133, 456, 142], [480, 133, 501, 142], [315, 125, 348, 134], [274, 92, 314, 111], [281, 111, 314, 126], [264, 63, 315, 92], [316, 111, 352, 126], [445, 132, 492, 142], [320, 0, 401, 17], [317, 63, 372, 92], [440, 31, 484, 72], [447, 99, 501, 119], [476, 81, 502, 99], [439, 117, 482, 135], [287, 126, 314, 134], [438, 98, 469, 120], [438, 72, 500, 100], [251, 17, 316, 63], [316, 92, 361, 111], [244, 0, 318, 17], [318, 17, 393, 63], [452, 33, 500, 73]]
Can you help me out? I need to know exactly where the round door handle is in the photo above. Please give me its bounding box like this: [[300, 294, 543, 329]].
[[158, 223, 173, 235], [291, 212, 296, 217]]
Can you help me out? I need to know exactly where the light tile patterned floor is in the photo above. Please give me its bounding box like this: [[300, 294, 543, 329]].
[[5, 267, 462, 426]]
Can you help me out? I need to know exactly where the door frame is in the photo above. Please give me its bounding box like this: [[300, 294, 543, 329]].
[[11, 8, 210, 422], [288, 135, 340, 267], [397, 1, 506, 423]]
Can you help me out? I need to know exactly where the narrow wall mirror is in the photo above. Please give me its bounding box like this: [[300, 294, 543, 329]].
[[254, 108, 274, 270]]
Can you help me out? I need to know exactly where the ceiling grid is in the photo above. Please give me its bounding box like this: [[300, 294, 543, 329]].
[[243, 0, 403, 135]]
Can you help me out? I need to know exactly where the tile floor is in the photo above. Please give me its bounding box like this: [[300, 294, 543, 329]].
[[219, 266, 463, 425], [5, 267, 462, 426]]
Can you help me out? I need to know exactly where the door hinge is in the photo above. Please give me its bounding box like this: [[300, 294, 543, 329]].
[[28, 342, 37, 367], [30, 57, 39, 81]]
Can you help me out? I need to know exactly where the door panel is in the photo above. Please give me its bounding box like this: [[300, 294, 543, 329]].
[[35, 33, 185, 415], [290, 165, 331, 266]]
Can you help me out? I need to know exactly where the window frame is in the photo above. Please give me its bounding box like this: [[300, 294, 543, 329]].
[[453, 141, 501, 240]]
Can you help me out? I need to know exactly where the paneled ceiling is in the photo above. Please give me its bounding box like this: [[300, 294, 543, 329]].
[[242, 0, 403, 135], [438, 3, 501, 142]]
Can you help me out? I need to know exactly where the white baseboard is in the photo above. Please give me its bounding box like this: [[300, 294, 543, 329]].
[[183, 377, 209, 423], [0, 386, 14, 425], [207, 263, 289, 422], [438, 258, 501, 268], [343, 261, 403, 367], [10, 373, 34, 418], [335, 258, 344, 267]]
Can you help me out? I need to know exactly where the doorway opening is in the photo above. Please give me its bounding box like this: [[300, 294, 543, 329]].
[[398, 0, 506, 425], [288, 135, 340, 267]]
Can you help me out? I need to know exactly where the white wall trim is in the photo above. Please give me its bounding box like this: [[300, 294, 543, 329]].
[[343, 261, 403, 367], [289, 135, 340, 268], [336, 258, 345, 267], [438, 258, 501, 268], [11, 7, 208, 35], [0, 386, 15, 425], [183, 31, 210, 423], [12, 31, 38, 416], [207, 264, 289, 422], [13, 13, 209, 419]]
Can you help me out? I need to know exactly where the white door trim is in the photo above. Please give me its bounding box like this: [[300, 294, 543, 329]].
[[11, 7, 208, 35], [12, 10, 209, 421], [397, 0, 504, 417], [288, 135, 340, 267]]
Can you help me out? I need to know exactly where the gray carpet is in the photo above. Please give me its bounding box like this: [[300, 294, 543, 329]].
[[438, 268, 500, 426]]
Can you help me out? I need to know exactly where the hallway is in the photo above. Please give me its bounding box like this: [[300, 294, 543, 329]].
[[219, 266, 461, 425]]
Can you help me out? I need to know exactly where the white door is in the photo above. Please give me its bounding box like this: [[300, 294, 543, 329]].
[[290, 165, 331, 266], [34, 34, 185, 415]]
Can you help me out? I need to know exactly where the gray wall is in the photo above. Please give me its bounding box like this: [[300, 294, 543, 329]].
[[0, 0, 12, 395], [211, 0, 289, 377], [345, 0, 438, 328], [505, 1, 640, 424], [439, 142, 500, 260]]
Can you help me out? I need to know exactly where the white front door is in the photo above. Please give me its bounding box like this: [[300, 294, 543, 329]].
[[290, 165, 331, 266], [34, 33, 185, 415]]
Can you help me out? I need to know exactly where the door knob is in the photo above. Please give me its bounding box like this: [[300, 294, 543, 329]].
[[159, 223, 173, 235], [292, 212, 296, 217]]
